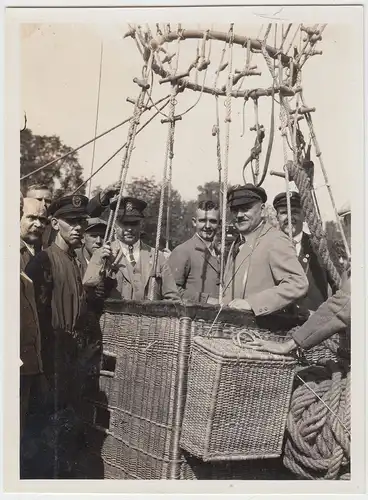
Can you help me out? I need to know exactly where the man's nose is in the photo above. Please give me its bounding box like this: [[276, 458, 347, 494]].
[[33, 218, 42, 228], [96, 236, 102, 244]]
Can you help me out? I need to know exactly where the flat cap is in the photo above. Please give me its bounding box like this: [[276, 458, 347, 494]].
[[48, 194, 89, 219], [227, 184, 267, 207], [85, 217, 107, 231], [110, 196, 147, 222], [273, 191, 301, 210]]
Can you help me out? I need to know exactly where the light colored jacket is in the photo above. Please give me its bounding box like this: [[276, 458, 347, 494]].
[[223, 222, 309, 316], [83, 240, 180, 302]]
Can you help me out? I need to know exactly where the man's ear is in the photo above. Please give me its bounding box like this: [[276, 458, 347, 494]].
[[191, 217, 196, 228], [50, 217, 59, 231]]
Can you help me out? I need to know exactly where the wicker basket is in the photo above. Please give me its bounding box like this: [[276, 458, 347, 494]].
[[298, 330, 350, 366], [180, 335, 296, 462], [79, 300, 305, 479]]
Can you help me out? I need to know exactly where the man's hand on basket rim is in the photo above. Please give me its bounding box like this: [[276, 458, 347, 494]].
[[228, 298, 252, 311], [246, 337, 298, 355]]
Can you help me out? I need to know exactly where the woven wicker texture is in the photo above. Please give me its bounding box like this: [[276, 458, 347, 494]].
[[80, 300, 306, 479], [180, 336, 296, 461]]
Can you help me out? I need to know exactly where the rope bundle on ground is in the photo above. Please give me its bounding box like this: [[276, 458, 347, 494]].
[[284, 361, 350, 479]]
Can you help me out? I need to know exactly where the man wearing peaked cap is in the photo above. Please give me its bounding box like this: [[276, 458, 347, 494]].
[[25, 194, 94, 478], [273, 191, 332, 312], [75, 217, 107, 277], [83, 196, 180, 302], [222, 184, 309, 316]]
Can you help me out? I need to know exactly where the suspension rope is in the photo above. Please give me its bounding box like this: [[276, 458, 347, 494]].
[[88, 41, 104, 197], [20, 94, 170, 182], [104, 59, 152, 244], [72, 97, 170, 195], [219, 24, 234, 305], [149, 84, 178, 300]]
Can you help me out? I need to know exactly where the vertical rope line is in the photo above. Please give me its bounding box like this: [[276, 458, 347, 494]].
[[88, 41, 104, 198], [219, 25, 234, 305], [149, 85, 177, 300]]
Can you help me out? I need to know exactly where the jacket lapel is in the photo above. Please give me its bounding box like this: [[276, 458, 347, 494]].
[[193, 235, 220, 274], [111, 241, 132, 284]]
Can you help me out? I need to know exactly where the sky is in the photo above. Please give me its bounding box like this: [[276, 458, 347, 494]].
[[21, 22, 361, 221]]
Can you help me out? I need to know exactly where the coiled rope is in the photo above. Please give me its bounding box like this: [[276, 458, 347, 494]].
[[284, 362, 350, 479], [286, 160, 342, 290]]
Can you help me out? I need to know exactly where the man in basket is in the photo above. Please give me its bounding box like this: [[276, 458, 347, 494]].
[[247, 202, 351, 355], [273, 191, 333, 312], [83, 196, 180, 301], [223, 184, 309, 316], [168, 200, 220, 304]]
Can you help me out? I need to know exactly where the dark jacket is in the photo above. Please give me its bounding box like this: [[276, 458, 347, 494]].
[[297, 232, 330, 312], [168, 234, 220, 303]]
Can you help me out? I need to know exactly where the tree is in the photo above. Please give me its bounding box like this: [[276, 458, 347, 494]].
[[125, 177, 190, 249], [20, 128, 85, 197]]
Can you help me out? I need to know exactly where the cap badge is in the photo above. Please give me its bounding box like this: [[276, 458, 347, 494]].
[[72, 195, 82, 208], [126, 201, 133, 212]]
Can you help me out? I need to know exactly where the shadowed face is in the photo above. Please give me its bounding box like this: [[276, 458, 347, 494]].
[[231, 201, 264, 235], [20, 198, 48, 245], [52, 216, 88, 249], [276, 205, 304, 237], [192, 208, 220, 242], [115, 219, 142, 245], [84, 226, 106, 256]]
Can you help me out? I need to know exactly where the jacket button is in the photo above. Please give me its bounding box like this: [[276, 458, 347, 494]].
[[264, 307, 268, 312], [259, 308, 263, 312]]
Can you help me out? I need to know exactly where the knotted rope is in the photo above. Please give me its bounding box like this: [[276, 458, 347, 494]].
[[219, 24, 234, 305], [149, 84, 178, 299], [284, 362, 350, 480], [104, 57, 152, 244], [286, 160, 342, 290]]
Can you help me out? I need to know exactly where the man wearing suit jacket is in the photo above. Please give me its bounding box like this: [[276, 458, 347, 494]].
[[83, 197, 180, 302], [223, 184, 309, 316], [168, 200, 220, 304], [273, 191, 330, 311]]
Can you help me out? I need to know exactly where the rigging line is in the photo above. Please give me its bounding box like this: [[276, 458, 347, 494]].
[[88, 41, 104, 198], [177, 38, 212, 118], [279, 23, 292, 52], [72, 99, 171, 194], [20, 94, 170, 181], [285, 24, 302, 56]]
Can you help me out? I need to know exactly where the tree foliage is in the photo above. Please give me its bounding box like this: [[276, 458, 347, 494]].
[[20, 128, 85, 197]]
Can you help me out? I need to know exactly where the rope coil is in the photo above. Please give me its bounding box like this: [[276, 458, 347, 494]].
[[284, 362, 350, 479]]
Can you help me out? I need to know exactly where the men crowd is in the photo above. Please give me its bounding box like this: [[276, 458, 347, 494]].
[[19, 180, 351, 478]]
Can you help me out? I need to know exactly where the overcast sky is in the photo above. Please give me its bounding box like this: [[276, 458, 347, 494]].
[[21, 22, 361, 220]]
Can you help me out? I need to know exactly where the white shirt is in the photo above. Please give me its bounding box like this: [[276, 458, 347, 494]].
[[293, 231, 303, 257], [239, 221, 265, 287], [195, 233, 217, 258], [119, 239, 141, 265]]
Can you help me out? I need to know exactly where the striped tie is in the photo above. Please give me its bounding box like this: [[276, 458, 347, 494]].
[[128, 245, 136, 267]]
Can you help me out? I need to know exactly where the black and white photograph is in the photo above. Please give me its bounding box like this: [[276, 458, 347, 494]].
[[2, 3, 366, 495]]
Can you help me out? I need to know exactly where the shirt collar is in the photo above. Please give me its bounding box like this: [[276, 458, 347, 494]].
[[195, 233, 216, 255], [240, 220, 264, 245], [120, 239, 141, 251], [293, 231, 303, 244]]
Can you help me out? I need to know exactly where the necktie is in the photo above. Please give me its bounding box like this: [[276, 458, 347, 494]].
[[128, 245, 136, 267]]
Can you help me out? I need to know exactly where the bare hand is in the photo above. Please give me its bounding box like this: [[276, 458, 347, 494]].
[[228, 298, 252, 311], [100, 181, 121, 205], [246, 338, 297, 355], [101, 243, 113, 261]]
